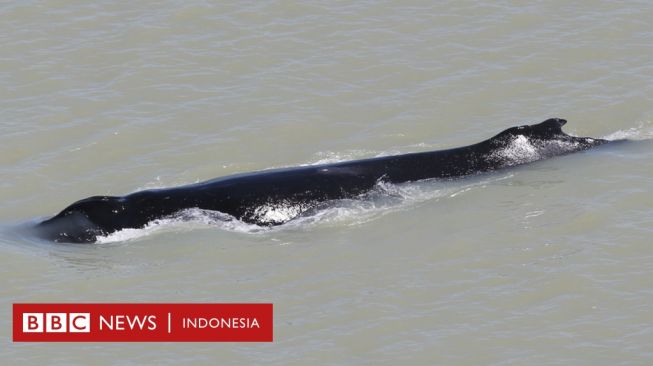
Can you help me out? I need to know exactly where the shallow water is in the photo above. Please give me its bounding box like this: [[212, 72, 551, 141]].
[[2, 1, 653, 365]]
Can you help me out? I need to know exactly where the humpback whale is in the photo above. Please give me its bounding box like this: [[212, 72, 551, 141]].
[[35, 118, 608, 243]]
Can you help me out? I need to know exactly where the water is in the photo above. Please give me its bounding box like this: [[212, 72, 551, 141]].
[[2, 1, 653, 364]]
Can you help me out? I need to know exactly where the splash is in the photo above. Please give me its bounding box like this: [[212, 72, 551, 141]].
[[95, 174, 512, 243], [250, 200, 311, 225], [98, 122, 636, 244], [603, 120, 653, 141], [95, 209, 264, 243]]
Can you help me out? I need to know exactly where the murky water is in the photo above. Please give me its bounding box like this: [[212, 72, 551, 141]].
[[2, 1, 653, 365]]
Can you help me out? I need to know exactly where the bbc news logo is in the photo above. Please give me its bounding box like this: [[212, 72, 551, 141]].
[[13, 303, 273, 342], [23, 313, 91, 333]]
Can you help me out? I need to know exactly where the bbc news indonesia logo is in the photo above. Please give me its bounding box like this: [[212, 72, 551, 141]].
[[13, 303, 273, 342], [23, 312, 91, 333]]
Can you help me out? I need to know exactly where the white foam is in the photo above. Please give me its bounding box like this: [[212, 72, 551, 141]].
[[603, 120, 653, 141], [251, 201, 309, 225], [96, 121, 649, 244], [95, 209, 265, 243], [93, 174, 512, 243]]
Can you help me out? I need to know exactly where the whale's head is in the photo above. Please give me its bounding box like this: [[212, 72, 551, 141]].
[[35, 196, 128, 243]]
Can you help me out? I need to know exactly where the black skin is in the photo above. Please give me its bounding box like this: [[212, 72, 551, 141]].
[[35, 118, 608, 243]]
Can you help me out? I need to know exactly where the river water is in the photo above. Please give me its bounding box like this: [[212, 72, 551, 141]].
[[1, 1, 652, 365]]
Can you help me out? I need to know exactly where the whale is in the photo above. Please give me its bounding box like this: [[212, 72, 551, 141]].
[[35, 118, 608, 243]]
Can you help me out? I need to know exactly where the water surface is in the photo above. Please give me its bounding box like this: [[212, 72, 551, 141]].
[[1, 1, 653, 365]]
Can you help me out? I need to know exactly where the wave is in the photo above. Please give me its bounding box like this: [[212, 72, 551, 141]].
[[602, 120, 653, 141], [97, 173, 512, 243], [98, 121, 650, 244]]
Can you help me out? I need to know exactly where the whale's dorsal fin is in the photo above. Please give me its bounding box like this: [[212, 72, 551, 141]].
[[528, 118, 567, 137], [493, 118, 568, 141]]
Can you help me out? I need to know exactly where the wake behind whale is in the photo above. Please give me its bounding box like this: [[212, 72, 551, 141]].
[[35, 118, 611, 243]]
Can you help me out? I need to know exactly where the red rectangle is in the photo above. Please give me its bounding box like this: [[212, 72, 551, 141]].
[[13, 303, 273, 342]]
